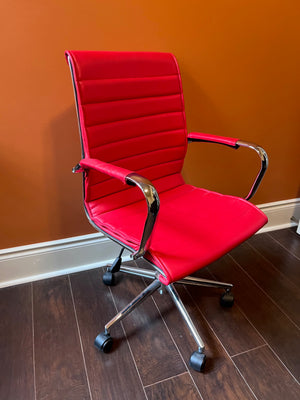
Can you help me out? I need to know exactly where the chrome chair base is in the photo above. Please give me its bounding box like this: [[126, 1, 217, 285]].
[[94, 257, 234, 372]]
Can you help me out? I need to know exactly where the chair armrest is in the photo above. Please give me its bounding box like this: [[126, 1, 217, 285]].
[[236, 140, 268, 200], [75, 158, 132, 183], [187, 132, 269, 200], [73, 158, 160, 259], [188, 132, 239, 148]]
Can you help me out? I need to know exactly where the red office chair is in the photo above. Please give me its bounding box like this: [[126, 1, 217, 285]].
[[65, 51, 268, 372]]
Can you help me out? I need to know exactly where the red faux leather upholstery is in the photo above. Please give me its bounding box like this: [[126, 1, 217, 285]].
[[80, 158, 132, 184], [188, 132, 239, 148], [66, 51, 187, 213], [91, 184, 267, 285], [66, 50, 267, 285]]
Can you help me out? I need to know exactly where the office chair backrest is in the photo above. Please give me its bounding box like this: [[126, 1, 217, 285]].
[[66, 51, 188, 213]]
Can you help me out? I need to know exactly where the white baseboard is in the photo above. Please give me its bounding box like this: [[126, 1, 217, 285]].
[[0, 198, 299, 288], [257, 198, 300, 233], [0, 233, 131, 289]]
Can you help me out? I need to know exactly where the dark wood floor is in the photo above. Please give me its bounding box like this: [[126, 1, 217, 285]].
[[1, 228, 299, 400]]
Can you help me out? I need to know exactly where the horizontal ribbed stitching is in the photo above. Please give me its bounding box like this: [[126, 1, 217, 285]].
[[91, 135, 185, 164], [89, 145, 186, 186], [85, 104, 183, 128], [88, 172, 185, 214], [90, 128, 184, 152], [82, 94, 182, 126], [84, 110, 184, 129], [78, 73, 179, 82], [86, 116, 186, 149], [98, 142, 185, 165], [80, 91, 181, 106], [78, 75, 181, 105], [88, 159, 183, 199]]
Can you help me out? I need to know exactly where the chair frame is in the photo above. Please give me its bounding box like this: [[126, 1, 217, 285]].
[[67, 54, 268, 372]]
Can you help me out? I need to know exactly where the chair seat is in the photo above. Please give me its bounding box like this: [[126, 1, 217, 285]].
[[90, 183, 267, 285]]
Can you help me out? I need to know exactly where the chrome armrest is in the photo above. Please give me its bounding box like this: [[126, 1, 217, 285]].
[[126, 173, 160, 259], [187, 133, 268, 201], [73, 158, 160, 259], [236, 140, 268, 200]]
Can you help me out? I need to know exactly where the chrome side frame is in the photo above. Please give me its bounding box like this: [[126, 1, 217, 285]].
[[236, 140, 269, 200], [125, 173, 160, 259], [188, 136, 268, 201], [78, 173, 161, 264]]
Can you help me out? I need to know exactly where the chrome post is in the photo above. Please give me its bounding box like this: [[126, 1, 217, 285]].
[[166, 284, 205, 353], [236, 140, 269, 200], [105, 279, 161, 333], [187, 134, 268, 201], [126, 173, 160, 259]]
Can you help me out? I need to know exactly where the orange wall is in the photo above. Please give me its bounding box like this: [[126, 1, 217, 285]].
[[1, 0, 300, 248]]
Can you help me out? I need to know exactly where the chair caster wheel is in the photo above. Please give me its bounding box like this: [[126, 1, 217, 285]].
[[189, 351, 206, 372], [94, 332, 113, 353], [220, 291, 234, 307], [103, 271, 115, 286]]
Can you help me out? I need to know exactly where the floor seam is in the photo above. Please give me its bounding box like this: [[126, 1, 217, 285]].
[[183, 284, 260, 400], [68, 275, 93, 400], [149, 288, 204, 400], [231, 344, 268, 358], [143, 371, 189, 389], [228, 253, 300, 330], [31, 283, 37, 400], [267, 232, 300, 261], [107, 277, 149, 400]]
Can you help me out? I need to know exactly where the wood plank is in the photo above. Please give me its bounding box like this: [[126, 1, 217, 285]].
[[187, 268, 265, 356], [145, 373, 201, 400], [233, 345, 300, 400], [33, 276, 90, 400], [109, 264, 186, 387], [230, 241, 300, 326], [0, 284, 34, 400], [208, 255, 300, 381], [248, 233, 300, 286], [152, 284, 257, 400], [70, 268, 147, 400], [270, 227, 300, 259]]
